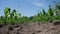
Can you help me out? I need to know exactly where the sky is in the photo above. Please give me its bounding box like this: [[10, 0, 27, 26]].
[[0, 0, 60, 17]]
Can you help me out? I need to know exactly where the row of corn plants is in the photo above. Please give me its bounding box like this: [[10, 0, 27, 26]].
[[0, 3, 60, 25]]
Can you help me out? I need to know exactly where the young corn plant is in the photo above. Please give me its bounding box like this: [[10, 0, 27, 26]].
[[4, 7, 11, 24]]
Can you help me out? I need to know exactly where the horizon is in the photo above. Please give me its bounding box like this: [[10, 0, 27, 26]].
[[0, 0, 60, 17]]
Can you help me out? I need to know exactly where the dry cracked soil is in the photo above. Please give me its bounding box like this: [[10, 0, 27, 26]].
[[0, 20, 60, 34]]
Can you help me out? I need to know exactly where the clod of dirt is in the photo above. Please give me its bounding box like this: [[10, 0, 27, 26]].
[[49, 20, 53, 23], [0, 24, 3, 28], [16, 32, 19, 34], [37, 30, 41, 33], [14, 25, 19, 28], [54, 21, 60, 25], [8, 26, 13, 31], [6, 32, 9, 34], [50, 28, 55, 30], [32, 32, 35, 34], [20, 27, 23, 29]]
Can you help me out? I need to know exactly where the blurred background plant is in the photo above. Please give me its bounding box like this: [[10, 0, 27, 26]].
[[0, 2, 60, 25]]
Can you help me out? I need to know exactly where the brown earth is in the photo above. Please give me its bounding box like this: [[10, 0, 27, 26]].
[[0, 20, 60, 34]]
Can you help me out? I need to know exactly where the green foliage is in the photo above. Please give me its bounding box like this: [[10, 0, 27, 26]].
[[0, 16, 5, 24], [18, 16, 29, 23], [48, 5, 54, 16], [4, 7, 9, 16], [0, 3, 60, 24], [42, 9, 47, 15]]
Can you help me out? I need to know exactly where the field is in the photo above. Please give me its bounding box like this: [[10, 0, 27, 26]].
[[0, 20, 60, 34], [0, 2, 60, 34]]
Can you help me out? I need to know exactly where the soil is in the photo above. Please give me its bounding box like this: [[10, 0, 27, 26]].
[[0, 20, 60, 34]]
